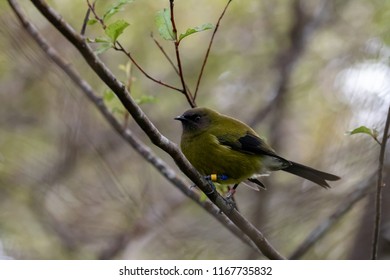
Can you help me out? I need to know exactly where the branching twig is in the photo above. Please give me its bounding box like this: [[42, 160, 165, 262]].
[[114, 41, 185, 93], [151, 33, 192, 96], [169, 0, 196, 108], [372, 105, 390, 259], [86, 0, 185, 94], [81, 1, 92, 35], [194, 0, 232, 100], [13, 0, 286, 259]]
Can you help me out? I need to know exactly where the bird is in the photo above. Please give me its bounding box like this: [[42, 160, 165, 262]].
[[175, 107, 340, 196]]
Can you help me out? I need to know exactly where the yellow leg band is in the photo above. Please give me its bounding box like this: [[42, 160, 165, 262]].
[[210, 174, 218, 182]]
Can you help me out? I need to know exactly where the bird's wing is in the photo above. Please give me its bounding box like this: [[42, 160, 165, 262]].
[[217, 131, 291, 170], [217, 131, 277, 157]]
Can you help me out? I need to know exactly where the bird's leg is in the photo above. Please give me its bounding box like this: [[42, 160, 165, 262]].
[[220, 183, 239, 212], [226, 183, 239, 199], [202, 174, 229, 195]]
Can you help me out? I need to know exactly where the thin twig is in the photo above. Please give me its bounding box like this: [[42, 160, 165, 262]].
[[151, 33, 179, 75], [16, 0, 286, 259], [81, 1, 93, 35], [87, 0, 185, 94], [169, 0, 196, 107], [115, 41, 184, 92], [87, 0, 105, 28], [194, 0, 232, 100], [150, 33, 192, 95], [372, 105, 390, 259]]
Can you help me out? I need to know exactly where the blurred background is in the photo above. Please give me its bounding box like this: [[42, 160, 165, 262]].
[[1, 0, 390, 259]]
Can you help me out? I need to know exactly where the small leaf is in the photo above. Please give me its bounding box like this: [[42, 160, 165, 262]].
[[155, 8, 175, 41], [179, 23, 214, 42], [95, 42, 113, 54], [348, 126, 375, 136], [347, 125, 380, 143], [105, 19, 130, 42], [94, 37, 111, 43], [103, 0, 135, 22], [87, 19, 98, 25]]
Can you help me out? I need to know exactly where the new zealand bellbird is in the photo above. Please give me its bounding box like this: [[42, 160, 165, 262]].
[[175, 107, 340, 193]]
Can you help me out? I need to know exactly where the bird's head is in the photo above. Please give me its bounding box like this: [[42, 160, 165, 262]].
[[175, 107, 219, 134]]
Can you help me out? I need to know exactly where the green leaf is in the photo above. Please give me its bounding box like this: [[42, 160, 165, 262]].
[[95, 42, 112, 54], [105, 19, 130, 42], [103, 0, 135, 22], [155, 8, 175, 41], [179, 23, 214, 42], [135, 95, 156, 105], [94, 37, 111, 43], [347, 126, 379, 141], [87, 19, 98, 25]]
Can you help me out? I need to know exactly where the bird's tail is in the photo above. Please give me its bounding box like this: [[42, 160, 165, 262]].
[[282, 161, 340, 189]]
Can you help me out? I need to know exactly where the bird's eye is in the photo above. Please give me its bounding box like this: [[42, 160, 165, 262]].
[[192, 114, 201, 122]]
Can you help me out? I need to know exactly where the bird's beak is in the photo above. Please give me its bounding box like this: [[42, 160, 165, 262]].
[[174, 115, 186, 122]]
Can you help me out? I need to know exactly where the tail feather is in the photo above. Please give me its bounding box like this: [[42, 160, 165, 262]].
[[282, 161, 340, 189]]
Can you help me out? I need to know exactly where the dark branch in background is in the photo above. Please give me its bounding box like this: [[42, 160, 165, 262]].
[[194, 0, 232, 100], [372, 105, 390, 259], [290, 174, 376, 259], [249, 0, 331, 126], [13, 0, 285, 259]]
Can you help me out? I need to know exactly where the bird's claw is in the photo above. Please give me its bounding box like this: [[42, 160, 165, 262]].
[[225, 187, 236, 199], [204, 176, 217, 195], [222, 195, 237, 213]]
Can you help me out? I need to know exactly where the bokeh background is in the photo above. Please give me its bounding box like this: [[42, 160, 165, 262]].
[[1, 0, 390, 259]]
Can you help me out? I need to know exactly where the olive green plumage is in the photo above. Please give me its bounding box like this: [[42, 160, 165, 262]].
[[175, 107, 340, 189]]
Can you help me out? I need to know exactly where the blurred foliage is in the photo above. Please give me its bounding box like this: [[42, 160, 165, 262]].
[[0, 0, 389, 259]]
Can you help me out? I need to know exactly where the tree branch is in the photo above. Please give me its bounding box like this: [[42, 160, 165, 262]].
[[372, 105, 390, 259], [12, 0, 286, 259]]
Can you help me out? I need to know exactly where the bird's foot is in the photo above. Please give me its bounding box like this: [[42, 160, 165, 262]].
[[225, 187, 236, 199], [204, 176, 217, 195], [222, 195, 238, 213]]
